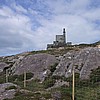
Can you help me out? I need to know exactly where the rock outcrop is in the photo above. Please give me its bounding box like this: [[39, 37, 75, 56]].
[[53, 47, 100, 79], [0, 47, 100, 81], [0, 47, 100, 100], [13, 53, 58, 81], [0, 83, 20, 100], [0, 62, 8, 73]]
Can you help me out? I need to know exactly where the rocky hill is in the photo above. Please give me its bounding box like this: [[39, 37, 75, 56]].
[[0, 47, 100, 80], [0, 46, 100, 100], [53, 47, 100, 79]]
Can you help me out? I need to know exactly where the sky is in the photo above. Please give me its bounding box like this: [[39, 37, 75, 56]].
[[0, 0, 100, 56]]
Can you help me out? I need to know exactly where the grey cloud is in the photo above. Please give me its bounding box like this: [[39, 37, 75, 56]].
[[0, 35, 23, 48], [0, 0, 100, 56], [0, 5, 38, 56]]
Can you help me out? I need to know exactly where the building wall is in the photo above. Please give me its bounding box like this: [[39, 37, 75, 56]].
[[56, 35, 65, 44]]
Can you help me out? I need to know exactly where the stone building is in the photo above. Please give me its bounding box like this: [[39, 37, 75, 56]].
[[47, 28, 72, 49]]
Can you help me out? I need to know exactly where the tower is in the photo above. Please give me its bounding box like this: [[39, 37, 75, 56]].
[[63, 28, 66, 44], [63, 28, 66, 34]]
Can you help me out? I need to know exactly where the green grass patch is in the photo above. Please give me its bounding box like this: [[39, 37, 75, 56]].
[[5, 86, 17, 90]]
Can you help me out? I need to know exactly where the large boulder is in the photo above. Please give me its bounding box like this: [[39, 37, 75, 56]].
[[0, 62, 8, 73], [0, 83, 19, 100], [13, 53, 58, 81]]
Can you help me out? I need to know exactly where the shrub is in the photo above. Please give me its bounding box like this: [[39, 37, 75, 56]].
[[43, 77, 56, 89], [26, 73, 34, 80], [52, 75, 68, 81], [9, 75, 18, 82], [42, 93, 51, 99], [9, 72, 34, 82], [0, 73, 6, 83], [90, 67, 100, 83], [50, 63, 58, 74]]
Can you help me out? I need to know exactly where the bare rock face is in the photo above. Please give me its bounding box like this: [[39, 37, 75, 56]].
[[0, 47, 100, 81], [53, 47, 100, 79], [0, 83, 19, 100], [51, 91, 61, 100], [13, 53, 58, 81], [47, 80, 69, 90], [0, 62, 8, 73], [0, 54, 25, 74]]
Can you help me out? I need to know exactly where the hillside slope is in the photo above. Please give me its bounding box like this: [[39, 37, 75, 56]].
[[0, 47, 100, 100]]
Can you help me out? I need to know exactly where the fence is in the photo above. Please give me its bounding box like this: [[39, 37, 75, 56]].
[[1, 68, 100, 100]]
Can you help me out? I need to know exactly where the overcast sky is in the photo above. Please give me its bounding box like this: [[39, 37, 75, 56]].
[[0, 0, 100, 56]]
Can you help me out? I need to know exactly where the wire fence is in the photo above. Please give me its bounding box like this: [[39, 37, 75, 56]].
[[0, 69, 100, 100]]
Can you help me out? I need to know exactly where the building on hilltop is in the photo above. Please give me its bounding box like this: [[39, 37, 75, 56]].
[[47, 28, 72, 49]]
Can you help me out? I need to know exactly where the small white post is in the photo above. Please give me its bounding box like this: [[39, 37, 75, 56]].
[[72, 68, 75, 100], [6, 69, 8, 83], [24, 71, 26, 88]]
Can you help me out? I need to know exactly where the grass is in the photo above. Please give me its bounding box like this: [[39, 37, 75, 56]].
[[50, 63, 58, 74], [25, 80, 44, 91], [1, 68, 100, 100], [43, 77, 56, 89], [0, 72, 6, 83], [75, 67, 100, 100], [2, 75, 100, 100], [76, 85, 100, 100], [29, 47, 80, 57], [49, 86, 72, 100], [9, 73, 34, 82]]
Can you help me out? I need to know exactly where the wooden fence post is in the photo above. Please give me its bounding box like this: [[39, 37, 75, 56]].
[[24, 72, 26, 88], [6, 69, 8, 83], [72, 68, 75, 100]]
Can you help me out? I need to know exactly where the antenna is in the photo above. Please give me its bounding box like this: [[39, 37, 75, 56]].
[[63, 28, 66, 43]]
